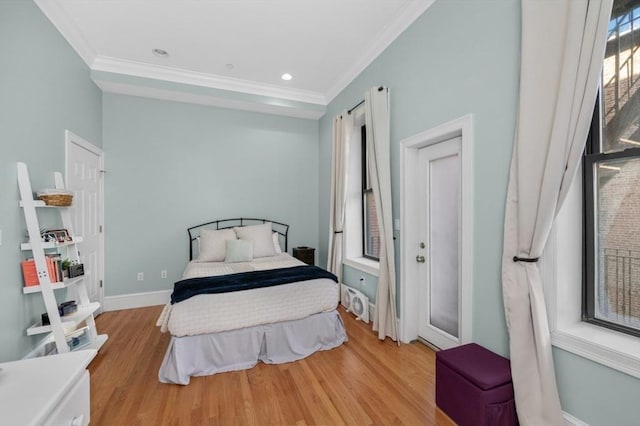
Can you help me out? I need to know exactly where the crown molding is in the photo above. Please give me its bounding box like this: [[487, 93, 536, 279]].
[[34, 0, 96, 67], [324, 0, 434, 103], [35, 0, 434, 112], [34, 0, 327, 107], [92, 56, 327, 106], [94, 79, 326, 120]]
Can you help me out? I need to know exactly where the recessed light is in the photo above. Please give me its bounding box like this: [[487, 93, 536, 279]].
[[281, 73, 293, 81], [226, 63, 234, 70], [152, 48, 169, 58]]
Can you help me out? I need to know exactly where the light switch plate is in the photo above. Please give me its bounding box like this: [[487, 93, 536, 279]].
[[394, 219, 400, 231]]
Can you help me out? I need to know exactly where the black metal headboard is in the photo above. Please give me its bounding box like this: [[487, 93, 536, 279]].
[[188, 218, 289, 261]]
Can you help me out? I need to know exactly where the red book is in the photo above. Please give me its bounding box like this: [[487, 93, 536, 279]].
[[46, 257, 57, 283], [21, 260, 39, 286]]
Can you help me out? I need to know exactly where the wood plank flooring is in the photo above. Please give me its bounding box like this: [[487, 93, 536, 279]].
[[89, 306, 454, 425]]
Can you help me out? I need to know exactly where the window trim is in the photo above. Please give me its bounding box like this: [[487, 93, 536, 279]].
[[343, 257, 380, 277], [583, 103, 598, 326], [543, 164, 640, 379]]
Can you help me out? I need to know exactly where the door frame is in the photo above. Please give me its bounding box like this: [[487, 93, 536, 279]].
[[399, 114, 474, 345], [65, 130, 105, 309]]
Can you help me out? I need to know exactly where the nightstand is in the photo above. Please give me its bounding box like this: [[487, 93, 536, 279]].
[[293, 246, 315, 265]]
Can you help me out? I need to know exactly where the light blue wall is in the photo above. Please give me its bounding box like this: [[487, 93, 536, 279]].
[[554, 349, 639, 425], [102, 94, 319, 296], [319, 0, 520, 354], [319, 1, 640, 424], [0, 1, 102, 362], [342, 266, 377, 303]]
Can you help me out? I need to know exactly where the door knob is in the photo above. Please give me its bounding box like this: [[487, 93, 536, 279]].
[[416, 255, 425, 263]]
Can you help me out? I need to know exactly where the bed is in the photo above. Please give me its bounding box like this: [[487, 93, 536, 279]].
[[157, 218, 347, 385]]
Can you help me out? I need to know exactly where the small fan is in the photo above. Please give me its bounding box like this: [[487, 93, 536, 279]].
[[342, 286, 352, 310], [351, 296, 364, 317], [341, 285, 370, 323]]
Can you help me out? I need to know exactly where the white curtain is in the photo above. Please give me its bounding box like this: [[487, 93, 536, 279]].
[[501, 1, 613, 425], [327, 112, 353, 285], [364, 86, 397, 341]]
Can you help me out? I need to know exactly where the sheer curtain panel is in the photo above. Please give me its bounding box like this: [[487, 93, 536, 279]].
[[364, 86, 397, 341], [501, 1, 613, 424], [327, 112, 352, 284]]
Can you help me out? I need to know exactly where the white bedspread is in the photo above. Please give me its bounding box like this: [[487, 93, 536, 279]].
[[156, 254, 339, 337]]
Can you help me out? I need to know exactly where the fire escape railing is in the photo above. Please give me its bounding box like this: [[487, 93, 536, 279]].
[[602, 248, 640, 326], [604, 8, 640, 123]]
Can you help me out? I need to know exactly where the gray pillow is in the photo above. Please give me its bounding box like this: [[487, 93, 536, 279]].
[[224, 239, 254, 263]]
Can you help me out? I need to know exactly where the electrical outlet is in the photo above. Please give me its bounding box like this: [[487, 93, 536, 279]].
[[161, 270, 167, 279], [359, 276, 365, 286], [137, 272, 144, 281]]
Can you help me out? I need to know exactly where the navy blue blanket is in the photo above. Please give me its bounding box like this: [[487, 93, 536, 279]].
[[171, 265, 338, 304]]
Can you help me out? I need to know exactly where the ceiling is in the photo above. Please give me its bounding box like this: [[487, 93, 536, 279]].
[[36, 0, 433, 115]]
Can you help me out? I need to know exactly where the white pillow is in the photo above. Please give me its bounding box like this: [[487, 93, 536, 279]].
[[197, 228, 237, 262], [234, 223, 276, 258], [272, 232, 283, 254], [225, 239, 254, 263]]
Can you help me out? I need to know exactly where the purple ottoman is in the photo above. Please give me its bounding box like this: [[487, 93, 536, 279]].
[[436, 343, 518, 426]]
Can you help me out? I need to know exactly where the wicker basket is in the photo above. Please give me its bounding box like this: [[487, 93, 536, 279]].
[[36, 190, 73, 207]]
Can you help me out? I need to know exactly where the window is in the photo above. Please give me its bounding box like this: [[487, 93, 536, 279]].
[[343, 111, 379, 277], [361, 125, 380, 260], [584, 2, 640, 337]]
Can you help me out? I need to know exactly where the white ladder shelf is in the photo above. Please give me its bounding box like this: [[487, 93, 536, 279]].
[[17, 162, 107, 355]]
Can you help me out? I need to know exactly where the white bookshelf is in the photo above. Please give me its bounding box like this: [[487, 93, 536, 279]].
[[20, 237, 83, 251], [17, 162, 107, 355], [22, 276, 83, 294]]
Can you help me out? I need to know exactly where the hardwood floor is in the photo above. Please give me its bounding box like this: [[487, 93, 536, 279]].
[[89, 306, 454, 425]]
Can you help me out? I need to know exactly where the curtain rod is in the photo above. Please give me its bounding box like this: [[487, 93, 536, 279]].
[[347, 86, 385, 115]]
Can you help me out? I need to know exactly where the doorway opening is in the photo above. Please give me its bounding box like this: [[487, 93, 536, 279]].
[[399, 115, 474, 348]]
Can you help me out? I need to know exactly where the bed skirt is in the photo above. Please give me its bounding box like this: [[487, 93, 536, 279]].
[[158, 310, 347, 385]]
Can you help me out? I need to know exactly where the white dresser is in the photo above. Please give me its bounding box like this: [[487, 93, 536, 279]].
[[0, 349, 97, 426]]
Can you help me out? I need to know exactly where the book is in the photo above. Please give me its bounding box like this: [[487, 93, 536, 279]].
[[22, 257, 61, 286], [46, 257, 57, 283], [47, 254, 63, 282], [21, 259, 38, 286]]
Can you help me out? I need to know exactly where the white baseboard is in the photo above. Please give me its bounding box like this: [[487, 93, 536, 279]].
[[563, 411, 588, 426], [103, 289, 171, 311]]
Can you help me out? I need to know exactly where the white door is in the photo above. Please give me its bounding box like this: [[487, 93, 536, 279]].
[[417, 136, 461, 349], [66, 131, 104, 311]]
